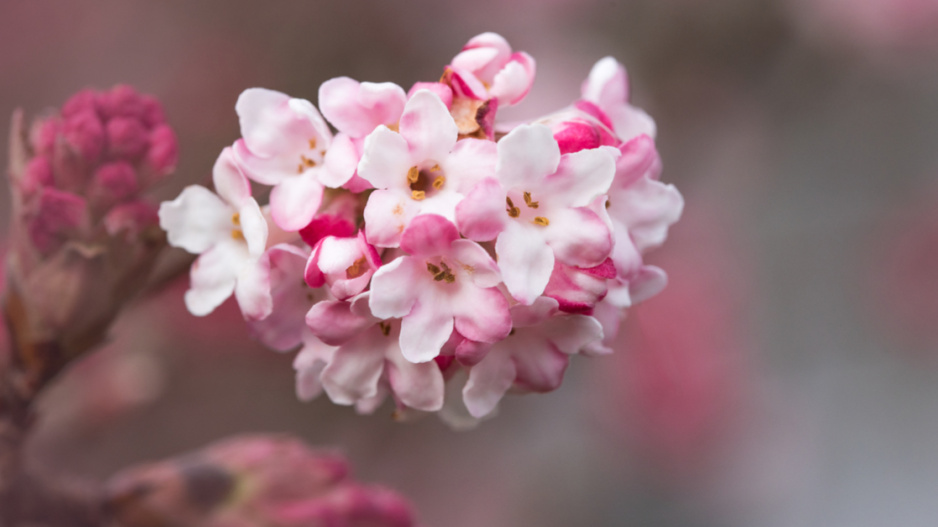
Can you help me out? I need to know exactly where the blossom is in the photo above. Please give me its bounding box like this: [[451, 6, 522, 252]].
[[580, 56, 656, 141], [369, 214, 511, 363], [305, 231, 381, 301], [457, 123, 617, 304], [159, 147, 271, 318], [461, 297, 603, 419], [358, 89, 496, 247], [232, 88, 333, 231], [447, 32, 536, 108], [303, 293, 446, 412]]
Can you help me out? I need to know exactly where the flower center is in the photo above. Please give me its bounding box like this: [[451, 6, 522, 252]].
[[296, 138, 326, 174], [408, 164, 445, 201], [426, 260, 456, 283], [231, 212, 245, 241], [506, 191, 549, 226]]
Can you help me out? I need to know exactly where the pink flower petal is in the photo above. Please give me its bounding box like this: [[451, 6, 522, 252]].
[[489, 52, 536, 106], [495, 221, 554, 305], [321, 339, 386, 406], [455, 178, 508, 242], [452, 286, 511, 344], [615, 178, 684, 253], [450, 239, 501, 288], [543, 314, 604, 354], [319, 77, 406, 138], [542, 146, 617, 208], [463, 351, 515, 418], [237, 198, 269, 257], [368, 257, 423, 319], [496, 124, 560, 191], [319, 133, 359, 189], [544, 207, 613, 268], [293, 335, 337, 401], [362, 189, 418, 248], [184, 241, 244, 316], [399, 298, 454, 363], [581, 57, 629, 113], [440, 138, 497, 194], [357, 126, 411, 190], [400, 214, 459, 258], [159, 185, 230, 254], [235, 255, 273, 321], [398, 90, 457, 164], [386, 347, 444, 411], [305, 300, 379, 346], [269, 174, 325, 232]]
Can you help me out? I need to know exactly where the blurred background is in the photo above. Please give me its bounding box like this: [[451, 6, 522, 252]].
[[3, 0, 938, 525]]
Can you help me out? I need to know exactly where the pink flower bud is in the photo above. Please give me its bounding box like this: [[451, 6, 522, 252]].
[[106, 116, 149, 161], [299, 213, 356, 248], [63, 109, 105, 163], [91, 161, 138, 208], [19, 156, 54, 196], [144, 124, 179, 177], [140, 94, 167, 127], [98, 84, 147, 120], [30, 116, 61, 157], [103, 200, 159, 238], [26, 188, 88, 254], [60, 89, 100, 119]]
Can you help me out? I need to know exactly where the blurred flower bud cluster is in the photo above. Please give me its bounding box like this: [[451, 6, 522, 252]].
[[105, 435, 417, 527], [4, 85, 178, 388]]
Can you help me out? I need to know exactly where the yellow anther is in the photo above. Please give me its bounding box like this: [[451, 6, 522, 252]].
[[231, 229, 245, 241], [430, 164, 441, 172], [379, 321, 391, 336], [533, 216, 550, 226], [297, 164, 304, 174], [427, 262, 441, 275], [346, 256, 369, 279], [432, 176, 446, 190], [506, 197, 521, 218], [412, 190, 426, 201], [232, 212, 241, 226], [301, 155, 316, 168], [523, 191, 539, 209], [309, 138, 317, 150], [407, 166, 420, 184]]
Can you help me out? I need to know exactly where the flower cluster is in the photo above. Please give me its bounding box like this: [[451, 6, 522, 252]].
[[5, 86, 177, 376], [106, 435, 416, 527], [160, 33, 683, 428]]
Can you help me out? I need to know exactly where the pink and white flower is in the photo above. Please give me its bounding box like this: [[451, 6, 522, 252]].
[[580, 56, 656, 142], [447, 32, 536, 108], [369, 214, 511, 363], [302, 293, 446, 413], [357, 90, 496, 247], [304, 231, 381, 301], [232, 88, 333, 231], [457, 123, 617, 304], [317, 77, 408, 191], [159, 148, 271, 319], [461, 297, 603, 419], [604, 135, 684, 307]]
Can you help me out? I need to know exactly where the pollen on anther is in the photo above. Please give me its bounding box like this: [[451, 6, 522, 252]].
[[231, 229, 245, 241], [412, 190, 426, 201], [309, 138, 317, 150], [506, 197, 521, 218], [533, 216, 550, 226], [523, 191, 539, 209], [231, 213, 241, 225], [432, 176, 446, 190], [407, 166, 420, 184]]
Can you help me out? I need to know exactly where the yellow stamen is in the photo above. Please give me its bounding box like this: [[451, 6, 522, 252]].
[[506, 197, 521, 218], [232, 213, 241, 226], [533, 216, 550, 226], [407, 166, 420, 184], [346, 256, 369, 279], [379, 321, 391, 336], [301, 155, 317, 168], [432, 176, 446, 190], [297, 164, 304, 174], [430, 164, 441, 172], [309, 138, 317, 150], [427, 262, 441, 275], [412, 190, 426, 201], [523, 191, 539, 209], [231, 229, 245, 241]]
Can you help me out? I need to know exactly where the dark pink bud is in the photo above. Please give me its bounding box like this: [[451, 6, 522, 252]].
[[92, 161, 138, 206], [27, 188, 88, 254], [299, 213, 356, 248], [99, 84, 146, 120], [20, 156, 54, 196], [145, 124, 178, 176], [63, 110, 105, 163], [140, 95, 167, 127], [544, 259, 616, 315], [273, 484, 416, 527], [61, 89, 101, 119], [106, 117, 149, 161]]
